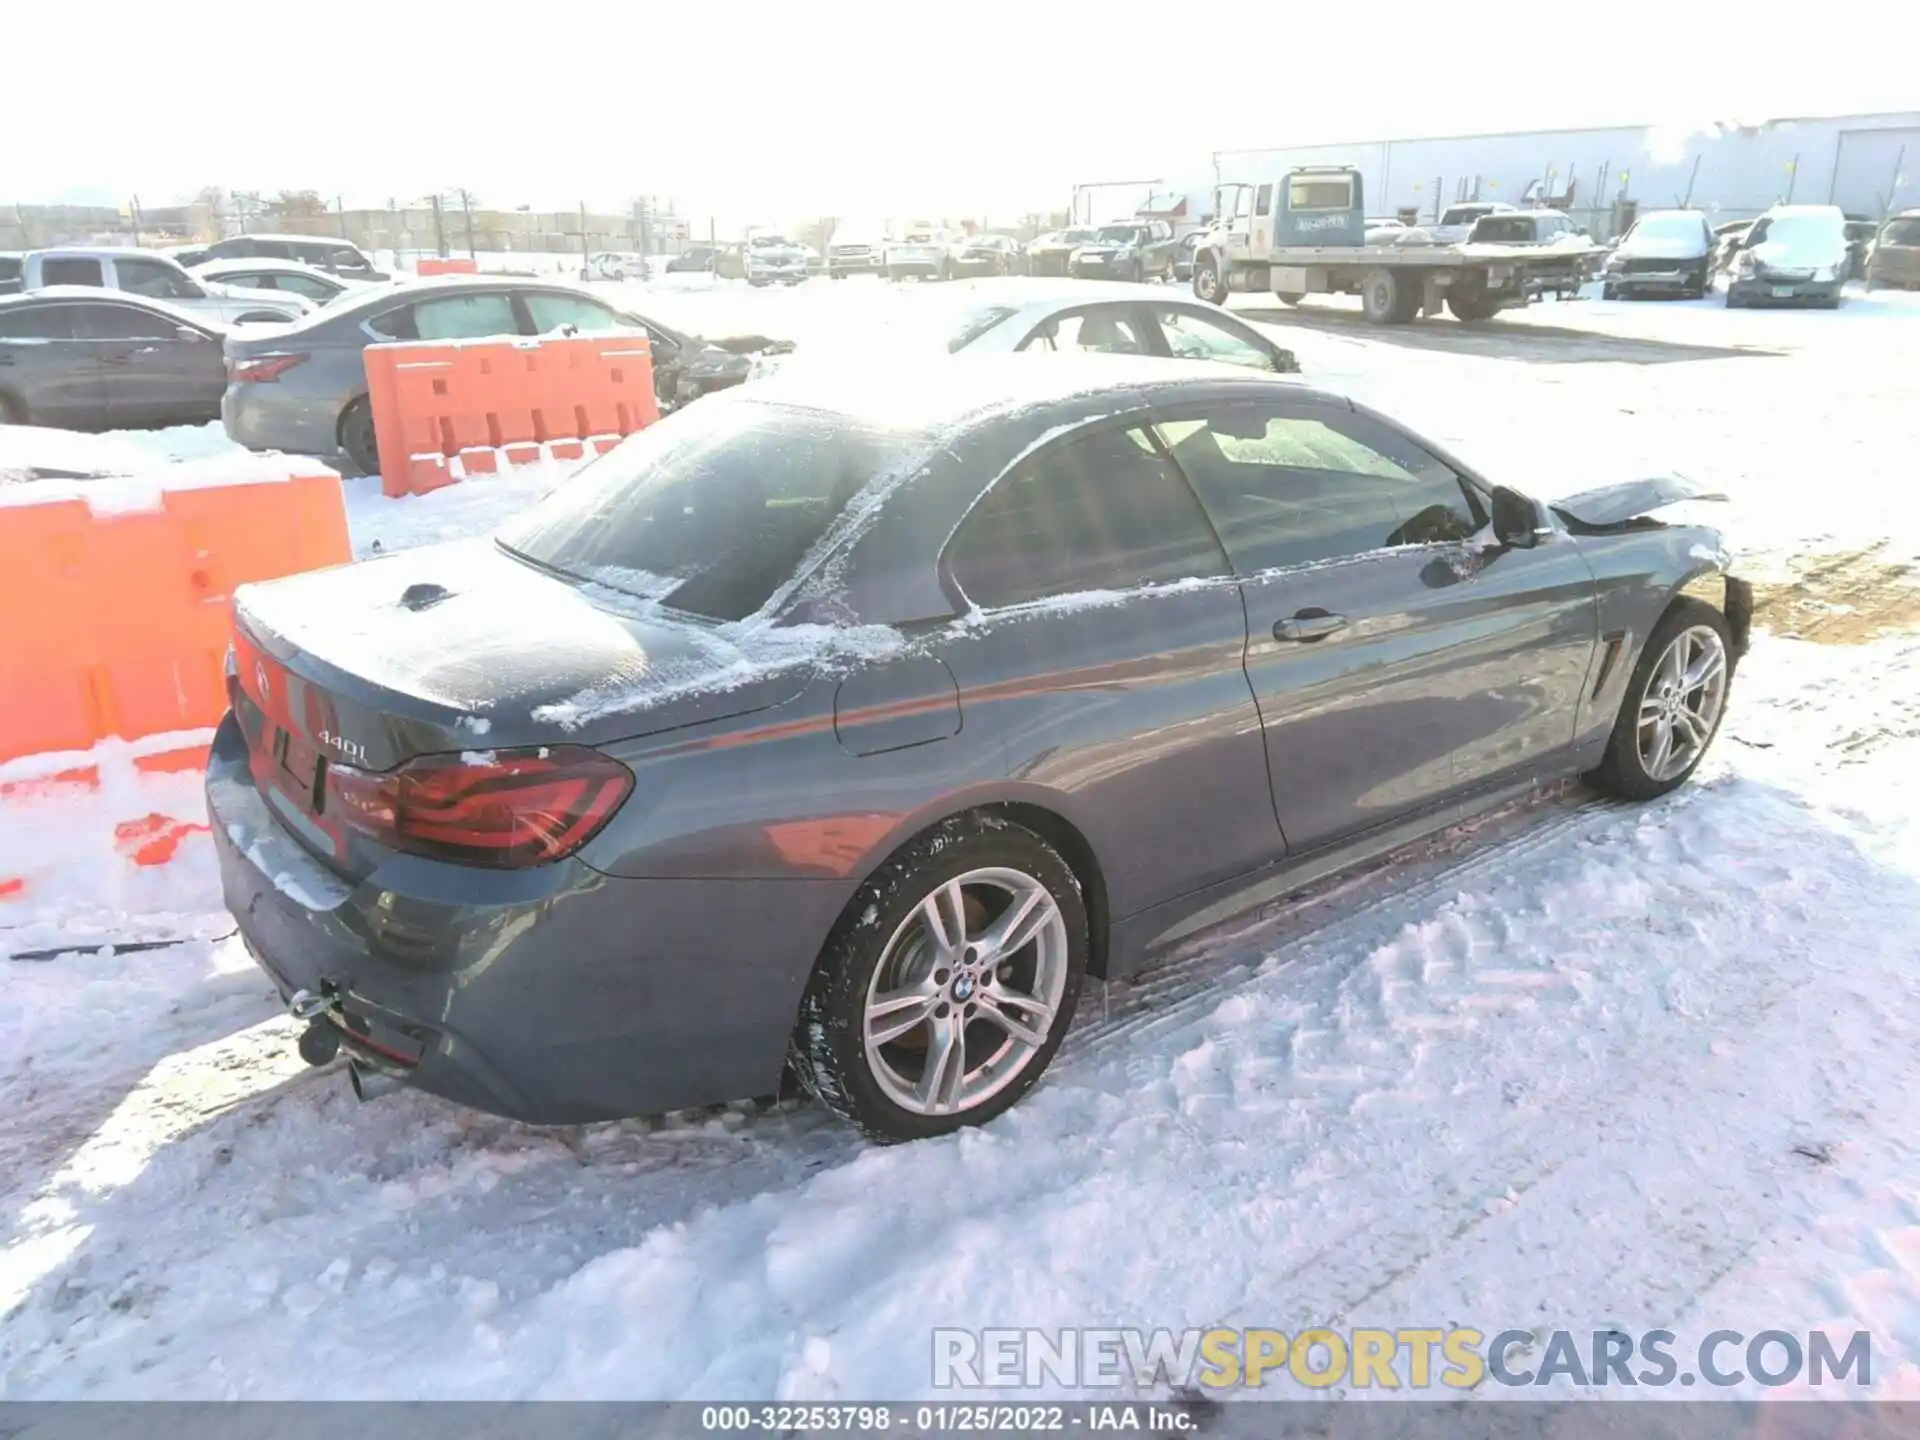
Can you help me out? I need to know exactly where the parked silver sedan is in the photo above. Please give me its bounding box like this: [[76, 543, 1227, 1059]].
[[775, 278, 1301, 375], [221, 277, 767, 474], [193, 257, 372, 307]]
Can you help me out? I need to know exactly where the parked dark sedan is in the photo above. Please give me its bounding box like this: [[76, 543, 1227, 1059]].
[[212, 357, 1749, 1141], [1173, 232, 1204, 282], [221, 276, 777, 474], [0, 288, 227, 429], [947, 234, 1027, 278], [1601, 209, 1715, 299], [664, 246, 719, 273], [1026, 227, 1098, 277]]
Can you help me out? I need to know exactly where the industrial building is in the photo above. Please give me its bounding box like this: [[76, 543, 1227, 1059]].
[[1184, 110, 1918, 236]]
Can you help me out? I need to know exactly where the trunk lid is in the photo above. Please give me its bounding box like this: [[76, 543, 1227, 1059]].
[[229, 539, 817, 873], [233, 537, 812, 759]]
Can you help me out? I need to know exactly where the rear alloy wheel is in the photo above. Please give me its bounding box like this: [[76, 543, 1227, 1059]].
[[790, 813, 1087, 1142], [1587, 599, 1733, 801], [338, 397, 380, 477]]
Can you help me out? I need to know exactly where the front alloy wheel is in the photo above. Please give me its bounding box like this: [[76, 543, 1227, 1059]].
[[1588, 599, 1733, 800], [790, 814, 1087, 1141]]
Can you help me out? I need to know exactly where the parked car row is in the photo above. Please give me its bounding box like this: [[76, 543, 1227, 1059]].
[[11, 247, 316, 324]]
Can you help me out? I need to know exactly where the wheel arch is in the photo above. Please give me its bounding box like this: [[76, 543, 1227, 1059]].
[[822, 792, 1115, 981], [1669, 566, 1753, 662]]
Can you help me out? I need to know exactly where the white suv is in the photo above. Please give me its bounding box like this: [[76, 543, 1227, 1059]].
[[21, 248, 313, 324]]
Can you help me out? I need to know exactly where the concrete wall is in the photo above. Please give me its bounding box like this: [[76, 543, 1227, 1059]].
[[1199, 112, 1920, 230]]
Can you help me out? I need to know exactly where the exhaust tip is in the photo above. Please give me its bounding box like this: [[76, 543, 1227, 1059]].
[[347, 1060, 403, 1103]]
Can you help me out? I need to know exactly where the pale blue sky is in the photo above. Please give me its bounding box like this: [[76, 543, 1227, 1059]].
[[12, 1, 1915, 223]]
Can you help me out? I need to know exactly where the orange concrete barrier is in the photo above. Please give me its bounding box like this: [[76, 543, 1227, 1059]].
[[0, 464, 352, 765], [364, 332, 659, 498], [417, 257, 478, 276], [0, 461, 350, 902]]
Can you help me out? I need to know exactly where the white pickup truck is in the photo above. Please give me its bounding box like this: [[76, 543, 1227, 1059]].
[[20, 248, 313, 324], [1191, 169, 1601, 324]]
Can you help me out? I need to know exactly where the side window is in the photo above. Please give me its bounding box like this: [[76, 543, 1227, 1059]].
[[0, 304, 77, 339], [522, 291, 625, 334], [75, 304, 178, 341], [116, 259, 200, 299], [410, 292, 516, 340], [254, 240, 296, 260], [946, 425, 1231, 609], [41, 258, 105, 287], [365, 303, 418, 340], [1253, 183, 1273, 218], [1018, 305, 1148, 355], [1156, 405, 1485, 573], [1153, 307, 1277, 371], [233, 273, 278, 289], [279, 273, 339, 301]]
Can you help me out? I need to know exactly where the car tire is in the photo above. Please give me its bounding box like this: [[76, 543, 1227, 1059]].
[[1192, 254, 1227, 306], [0, 391, 27, 425], [789, 811, 1089, 1143], [1601, 281, 1618, 300], [1586, 598, 1735, 802], [337, 397, 380, 477]]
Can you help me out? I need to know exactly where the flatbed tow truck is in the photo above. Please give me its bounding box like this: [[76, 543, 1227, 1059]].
[[1190, 167, 1602, 323]]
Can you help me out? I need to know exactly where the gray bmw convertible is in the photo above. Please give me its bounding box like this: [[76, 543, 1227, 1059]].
[[210, 356, 1750, 1141]]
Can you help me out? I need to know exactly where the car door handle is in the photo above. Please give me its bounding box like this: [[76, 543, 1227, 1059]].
[[1274, 609, 1348, 642]]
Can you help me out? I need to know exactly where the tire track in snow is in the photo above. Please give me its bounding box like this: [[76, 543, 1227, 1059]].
[[1128, 778, 1911, 1377]]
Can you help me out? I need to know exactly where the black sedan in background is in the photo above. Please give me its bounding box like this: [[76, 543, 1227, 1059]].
[[948, 235, 1027, 278], [1026, 227, 1098, 277], [213, 355, 1748, 1142], [0, 288, 227, 429]]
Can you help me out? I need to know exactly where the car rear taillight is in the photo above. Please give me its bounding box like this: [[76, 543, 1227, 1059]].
[[227, 353, 308, 383], [325, 746, 632, 869]]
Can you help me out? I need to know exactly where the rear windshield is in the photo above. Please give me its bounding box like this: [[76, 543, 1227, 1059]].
[[1883, 218, 1920, 246], [1749, 213, 1842, 247], [1632, 214, 1705, 242], [496, 401, 918, 622]]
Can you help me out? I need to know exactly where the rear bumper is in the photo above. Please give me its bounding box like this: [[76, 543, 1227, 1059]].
[[828, 254, 885, 275], [1865, 259, 1920, 288], [221, 383, 342, 458], [1607, 263, 1707, 290], [206, 712, 830, 1123], [1727, 275, 1842, 304]]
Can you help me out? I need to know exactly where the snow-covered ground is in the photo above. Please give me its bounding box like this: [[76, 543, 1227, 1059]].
[[3, 283, 1919, 1402]]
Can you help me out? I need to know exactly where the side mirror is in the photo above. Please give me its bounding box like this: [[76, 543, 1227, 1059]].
[[1490, 485, 1545, 548]]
